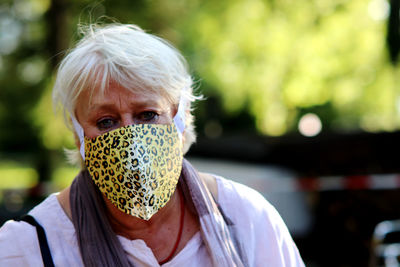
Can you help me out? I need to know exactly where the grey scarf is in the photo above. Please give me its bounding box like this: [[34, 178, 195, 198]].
[[70, 158, 247, 266]]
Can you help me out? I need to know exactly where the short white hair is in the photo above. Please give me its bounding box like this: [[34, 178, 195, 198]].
[[52, 23, 200, 164]]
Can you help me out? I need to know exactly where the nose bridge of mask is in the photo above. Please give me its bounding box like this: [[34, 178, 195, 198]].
[[71, 87, 188, 161]]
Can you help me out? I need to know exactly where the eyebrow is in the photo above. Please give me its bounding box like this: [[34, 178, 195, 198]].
[[87, 99, 162, 113]]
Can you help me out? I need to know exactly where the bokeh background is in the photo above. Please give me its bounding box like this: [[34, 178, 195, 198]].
[[1, 0, 400, 265]]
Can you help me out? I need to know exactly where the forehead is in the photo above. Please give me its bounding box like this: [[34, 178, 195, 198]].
[[76, 82, 170, 111]]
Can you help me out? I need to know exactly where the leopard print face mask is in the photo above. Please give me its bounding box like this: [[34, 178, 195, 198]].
[[71, 89, 187, 220], [84, 123, 183, 220]]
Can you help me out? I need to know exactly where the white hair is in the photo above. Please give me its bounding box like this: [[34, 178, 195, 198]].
[[52, 23, 201, 165]]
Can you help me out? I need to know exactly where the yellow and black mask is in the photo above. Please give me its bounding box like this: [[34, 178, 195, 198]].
[[72, 93, 187, 220]]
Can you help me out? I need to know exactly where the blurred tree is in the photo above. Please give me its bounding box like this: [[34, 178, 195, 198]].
[[387, 0, 400, 64], [177, 0, 400, 136], [0, 0, 53, 182]]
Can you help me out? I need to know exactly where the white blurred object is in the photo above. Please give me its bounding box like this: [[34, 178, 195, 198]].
[[189, 157, 312, 237], [370, 219, 400, 267], [298, 113, 322, 137], [368, 0, 389, 21]]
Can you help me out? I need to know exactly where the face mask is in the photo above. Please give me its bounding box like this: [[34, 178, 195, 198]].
[[72, 91, 187, 220]]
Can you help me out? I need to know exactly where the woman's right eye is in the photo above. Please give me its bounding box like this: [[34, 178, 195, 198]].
[[96, 118, 116, 130]]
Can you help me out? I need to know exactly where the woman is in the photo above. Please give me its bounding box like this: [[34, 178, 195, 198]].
[[0, 23, 304, 266]]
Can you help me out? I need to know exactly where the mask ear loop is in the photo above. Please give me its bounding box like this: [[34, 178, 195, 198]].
[[173, 87, 188, 138], [71, 115, 86, 161]]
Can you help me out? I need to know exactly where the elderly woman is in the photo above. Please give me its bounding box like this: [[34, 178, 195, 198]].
[[0, 24, 304, 266]]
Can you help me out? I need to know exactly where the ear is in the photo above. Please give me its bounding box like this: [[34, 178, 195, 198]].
[[73, 131, 81, 150], [69, 116, 81, 149], [69, 114, 85, 152]]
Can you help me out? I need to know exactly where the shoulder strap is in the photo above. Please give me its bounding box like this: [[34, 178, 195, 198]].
[[15, 215, 55, 267]]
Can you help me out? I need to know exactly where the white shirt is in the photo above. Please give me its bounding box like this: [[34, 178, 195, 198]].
[[0, 175, 304, 266]]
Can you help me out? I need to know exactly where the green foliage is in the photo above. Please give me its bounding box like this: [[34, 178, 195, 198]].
[[33, 80, 76, 150], [176, 0, 400, 135], [0, 161, 38, 189], [51, 165, 79, 190]]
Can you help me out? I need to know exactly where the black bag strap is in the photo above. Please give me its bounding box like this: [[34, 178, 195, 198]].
[[15, 215, 55, 267]]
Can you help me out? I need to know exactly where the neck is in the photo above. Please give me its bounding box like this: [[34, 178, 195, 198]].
[[57, 174, 201, 263], [105, 186, 190, 262], [105, 187, 182, 239]]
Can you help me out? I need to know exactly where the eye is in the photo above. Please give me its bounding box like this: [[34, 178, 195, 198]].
[[137, 111, 158, 122], [96, 118, 116, 130]]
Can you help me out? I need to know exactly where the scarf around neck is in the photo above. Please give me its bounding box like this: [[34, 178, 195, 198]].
[[69, 158, 247, 267]]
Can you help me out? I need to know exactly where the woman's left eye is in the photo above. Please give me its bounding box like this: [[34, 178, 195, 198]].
[[138, 111, 158, 122]]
